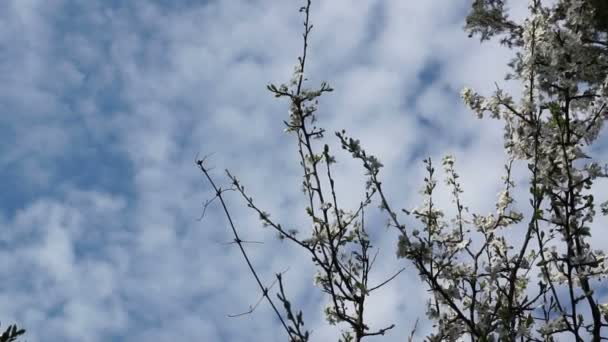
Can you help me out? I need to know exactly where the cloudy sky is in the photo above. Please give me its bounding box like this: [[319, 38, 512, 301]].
[[2, 0, 608, 341]]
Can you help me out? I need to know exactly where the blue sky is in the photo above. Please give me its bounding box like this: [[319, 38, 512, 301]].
[[2, 0, 608, 341]]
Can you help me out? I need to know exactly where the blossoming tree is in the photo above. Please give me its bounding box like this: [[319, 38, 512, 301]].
[[198, 0, 608, 340]]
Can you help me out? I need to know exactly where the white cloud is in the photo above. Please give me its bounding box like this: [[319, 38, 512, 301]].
[[2, 0, 606, 341]]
